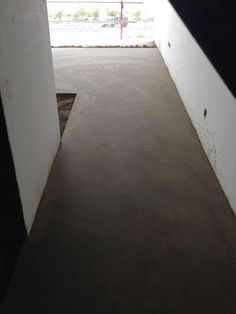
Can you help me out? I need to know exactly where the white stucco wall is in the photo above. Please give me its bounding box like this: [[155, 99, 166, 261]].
[[0, 0, 60, 231], [154, 0, 236, 211]]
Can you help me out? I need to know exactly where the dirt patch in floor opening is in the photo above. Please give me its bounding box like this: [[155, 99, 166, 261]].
[[56, 93, 76, 136]]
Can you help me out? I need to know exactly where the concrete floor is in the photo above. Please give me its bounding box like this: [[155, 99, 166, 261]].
[[2, 48, 236, 313]]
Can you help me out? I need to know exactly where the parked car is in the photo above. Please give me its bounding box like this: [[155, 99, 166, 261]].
[[102, 22, 115, 28]]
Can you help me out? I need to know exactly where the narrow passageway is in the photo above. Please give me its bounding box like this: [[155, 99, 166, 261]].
[[2, 48, 236, 314]]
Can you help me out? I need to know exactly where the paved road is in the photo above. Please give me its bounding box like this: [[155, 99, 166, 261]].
[[49, 21, 154, 46]]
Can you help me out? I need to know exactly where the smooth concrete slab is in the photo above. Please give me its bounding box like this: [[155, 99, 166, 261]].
[[2, 48, 236, 314]]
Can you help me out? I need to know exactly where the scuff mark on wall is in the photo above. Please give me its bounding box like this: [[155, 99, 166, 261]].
[[2, 79, 14, 107], [206, 128, 217, 171]]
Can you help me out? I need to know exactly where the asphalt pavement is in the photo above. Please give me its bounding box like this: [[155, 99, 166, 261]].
[[49, 21, 154, 46]]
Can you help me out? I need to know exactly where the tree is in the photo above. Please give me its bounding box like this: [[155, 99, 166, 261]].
[[92, 8, 100, 20], [106, 8, 119, 17], [74, 7, 88, 20], [55, 10, 64, 21], [132, 9, 142, 20], [87, 11, 93, 18]]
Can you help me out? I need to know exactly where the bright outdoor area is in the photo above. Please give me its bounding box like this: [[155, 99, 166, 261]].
[[47, 0, 156, 46]]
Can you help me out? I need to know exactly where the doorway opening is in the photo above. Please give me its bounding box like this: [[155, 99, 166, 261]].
[[47, 0, 156, 47]]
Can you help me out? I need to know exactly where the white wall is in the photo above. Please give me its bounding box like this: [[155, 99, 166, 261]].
[[0, 0, 60, 231], [154, 0, 236, 211]]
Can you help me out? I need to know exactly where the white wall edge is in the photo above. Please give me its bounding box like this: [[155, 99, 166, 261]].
[[154, 0, 236, 212]]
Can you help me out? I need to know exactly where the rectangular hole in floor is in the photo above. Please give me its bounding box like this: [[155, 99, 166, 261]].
[[56, 93, 76, 136]]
